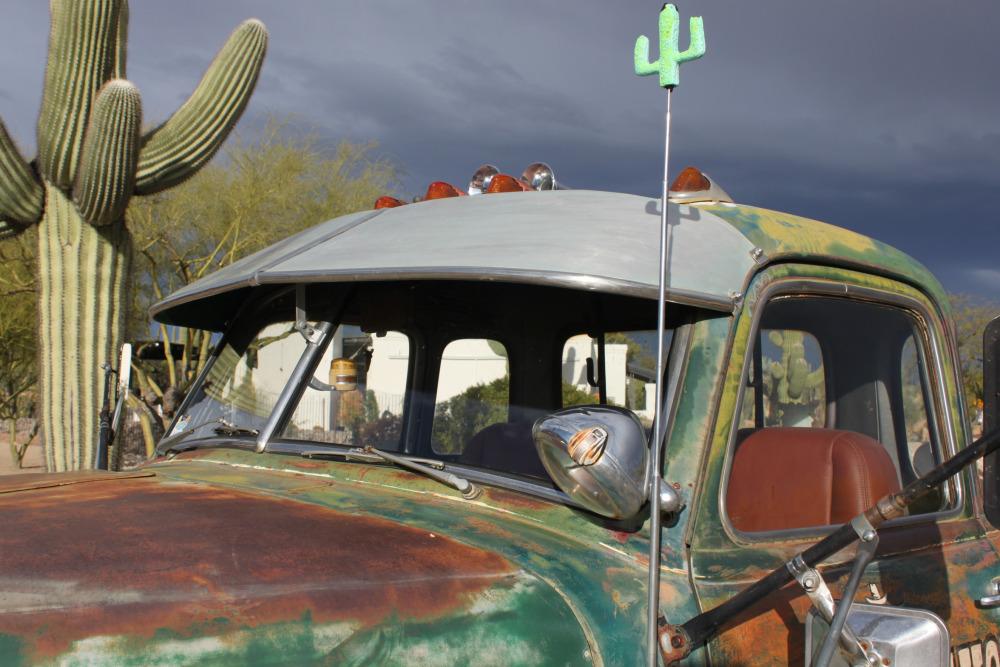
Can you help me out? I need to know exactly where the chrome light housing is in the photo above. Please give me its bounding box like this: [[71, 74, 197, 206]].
[[468, 164, 499, 195], [521, 161, 556, 191], [533, 405, 648, 518]]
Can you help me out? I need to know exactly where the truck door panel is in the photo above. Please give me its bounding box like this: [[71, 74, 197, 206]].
[[685, 267, 1000, 665]]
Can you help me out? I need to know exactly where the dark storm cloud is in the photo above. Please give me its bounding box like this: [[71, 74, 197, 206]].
[[1, 1, 997, 295]]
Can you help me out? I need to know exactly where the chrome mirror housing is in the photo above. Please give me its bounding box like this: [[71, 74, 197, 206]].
[[533, 406, 648, 518], [805, 604, 950, 667]]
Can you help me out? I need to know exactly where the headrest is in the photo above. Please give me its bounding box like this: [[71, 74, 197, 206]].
[[727, 428, 900, 532]]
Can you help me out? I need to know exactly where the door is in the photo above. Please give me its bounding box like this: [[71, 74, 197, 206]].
[[685, 265, 1000, 666]]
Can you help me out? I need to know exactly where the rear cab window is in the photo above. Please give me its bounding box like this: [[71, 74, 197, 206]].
[[431, 338, 510, 455]]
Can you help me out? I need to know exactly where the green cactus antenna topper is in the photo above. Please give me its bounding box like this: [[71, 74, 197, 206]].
[[633, 4, 705, 667], [634, 3, 705, 88]]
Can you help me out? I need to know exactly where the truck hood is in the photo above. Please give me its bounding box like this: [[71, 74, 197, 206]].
[[0, 470, 594, 665]]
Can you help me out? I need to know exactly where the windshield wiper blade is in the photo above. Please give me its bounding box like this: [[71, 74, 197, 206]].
[[301, 446, 481, 499]]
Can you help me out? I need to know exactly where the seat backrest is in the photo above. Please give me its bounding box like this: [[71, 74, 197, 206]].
[[727, 428, 901, 532]]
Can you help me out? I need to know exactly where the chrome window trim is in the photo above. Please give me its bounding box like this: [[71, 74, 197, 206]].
[[717, 277, 963, 548]]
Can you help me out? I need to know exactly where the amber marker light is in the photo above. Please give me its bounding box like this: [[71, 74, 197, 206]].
[[374, 196, 405, 209], [485, 174, 532, 193], [425, 181, 465, 200], [669, 166, 711, 193]]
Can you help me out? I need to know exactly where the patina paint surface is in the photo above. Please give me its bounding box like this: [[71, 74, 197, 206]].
[[700, 203, 950, 311], [685, 262, 1000, 664], [0, 443, 708, 665], [0, 469, 598, 665], [146, 449, 692, 665]]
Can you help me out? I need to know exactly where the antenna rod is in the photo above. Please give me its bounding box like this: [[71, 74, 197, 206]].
[[647, 85, 672, 665], [633, 5, 705, 664]]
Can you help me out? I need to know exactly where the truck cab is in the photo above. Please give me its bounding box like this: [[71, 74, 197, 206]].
[[2, 171, 996, 665]]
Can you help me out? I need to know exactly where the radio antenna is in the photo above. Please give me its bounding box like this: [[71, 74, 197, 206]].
[[634, 4, 705, 664]]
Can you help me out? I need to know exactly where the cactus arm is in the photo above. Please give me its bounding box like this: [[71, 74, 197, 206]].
[[73, 80, 141, 226], [112, 0, 128, 79], [678, 17, 706, 62], [634, 35, 658, 76], [0, 118, 43, 227], [37, 0, 126, 189], [135, 19, 268, 195]]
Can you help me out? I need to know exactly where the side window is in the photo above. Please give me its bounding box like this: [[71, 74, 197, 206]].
[[283, 327, 409, 449], [561, 331, 660, 427], [739, 330, 826, 429], [901, 337, 939, 477], [431, 339, 509, 455], [727, 295, 950, 533]]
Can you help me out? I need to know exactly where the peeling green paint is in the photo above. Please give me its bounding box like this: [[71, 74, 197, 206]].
[[701, 203, 950, 310]]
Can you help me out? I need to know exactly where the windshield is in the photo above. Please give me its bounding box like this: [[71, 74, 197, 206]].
[[166, 281, 681, 485], [167, 319, 316, 442]]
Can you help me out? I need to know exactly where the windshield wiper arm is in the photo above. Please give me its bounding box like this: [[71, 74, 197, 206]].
[[213, 419, 260, 437], [159, 417, 259, 454], [301, 446, 481, 499]]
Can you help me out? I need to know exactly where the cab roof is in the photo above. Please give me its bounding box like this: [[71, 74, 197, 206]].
[[151, 190, 943, 331]]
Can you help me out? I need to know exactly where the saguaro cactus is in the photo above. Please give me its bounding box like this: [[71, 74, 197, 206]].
[[634, 4, 706, 89], [0, 0, 267, 470], [763, 331, 825, 426]]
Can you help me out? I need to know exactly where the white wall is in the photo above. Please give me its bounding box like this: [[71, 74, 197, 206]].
[[561, 334, 627, 407]]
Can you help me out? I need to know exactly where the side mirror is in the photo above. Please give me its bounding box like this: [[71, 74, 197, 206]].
[[533, 405, 648, 518], [805, 604, 949, 666]]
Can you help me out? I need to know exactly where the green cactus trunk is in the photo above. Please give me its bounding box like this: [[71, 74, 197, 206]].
[[0, 0, 266, 470], [38, 185, 129, 471]]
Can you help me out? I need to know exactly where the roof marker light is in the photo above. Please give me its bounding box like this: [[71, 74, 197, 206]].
[[374, 196, 405, 209], [668, 165, 734, 204], [522, 162, 556, 191], [486, 174, 532, 193], [425, 181, 466, 200], [468, 164, 500, 195], [670, 166, 711, 193]]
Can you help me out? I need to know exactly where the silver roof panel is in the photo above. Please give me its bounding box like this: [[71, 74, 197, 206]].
[[152, 190, 755, 328]]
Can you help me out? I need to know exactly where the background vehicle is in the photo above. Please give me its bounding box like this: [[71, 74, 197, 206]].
[[1, 171, 997, 665]]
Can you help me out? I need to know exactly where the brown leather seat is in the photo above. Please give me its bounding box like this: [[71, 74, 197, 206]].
[[727, 428, 901, 532]]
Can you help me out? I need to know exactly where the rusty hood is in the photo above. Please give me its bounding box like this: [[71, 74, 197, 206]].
[[0, 470, 594, 665]]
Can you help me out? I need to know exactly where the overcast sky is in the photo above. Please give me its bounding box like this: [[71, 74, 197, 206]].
[[2, 1, 997, 297]]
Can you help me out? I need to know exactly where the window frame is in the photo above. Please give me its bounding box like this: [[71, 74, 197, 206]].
[[718, 279, 963, 544]]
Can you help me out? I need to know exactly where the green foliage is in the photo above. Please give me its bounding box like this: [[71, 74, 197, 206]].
[[561, 381, 596, 407], [432, 377, 510, 455], [0, 235, 39, 467], [128, 123, 400, 397], [949, 294, 1000, 418]]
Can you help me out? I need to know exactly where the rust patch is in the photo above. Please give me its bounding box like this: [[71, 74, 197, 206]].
[[0, 470, 154, 495], [480, 486, 551, 511], [0, 477, 515, 658]]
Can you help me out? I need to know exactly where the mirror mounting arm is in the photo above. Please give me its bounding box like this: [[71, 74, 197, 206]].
[[813, 519, 881, 667]]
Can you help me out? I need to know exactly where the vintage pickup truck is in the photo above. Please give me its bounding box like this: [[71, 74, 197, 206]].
[[2, 166, 999, 665]]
